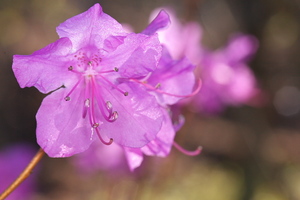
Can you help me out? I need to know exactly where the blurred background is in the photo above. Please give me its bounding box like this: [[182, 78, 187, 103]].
[[1, 0, 300, 199]]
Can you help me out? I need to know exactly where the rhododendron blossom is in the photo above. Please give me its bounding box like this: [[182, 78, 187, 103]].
[[71, 9, 201, 171], [193, 34, 259, 113], [12, 4, 174, 157], [149, 8, 260, 114]]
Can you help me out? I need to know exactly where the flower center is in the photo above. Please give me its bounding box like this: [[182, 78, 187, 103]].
[[63, 51, 128, 145]]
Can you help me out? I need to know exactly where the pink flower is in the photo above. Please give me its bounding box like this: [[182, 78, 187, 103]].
[[193, 34, 259, 114], [12, 4, 168, 157], [122, 12, 201, 170], [71, 10, 201, 171], [149, 8, 260, 114]]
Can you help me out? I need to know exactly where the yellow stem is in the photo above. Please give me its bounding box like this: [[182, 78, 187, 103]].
[[0, 148, 45, 200]]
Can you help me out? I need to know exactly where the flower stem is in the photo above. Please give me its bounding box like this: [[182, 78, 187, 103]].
[[0, 148, 45, 200]]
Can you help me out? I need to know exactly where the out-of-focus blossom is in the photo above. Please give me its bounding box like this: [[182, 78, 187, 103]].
[[0, 144, 37, 200], [12, 4, 170, 157], [150, 8, 260, 114], [73, 141, 128, 174], [193, 34, 259, 114], [124, 46, 200, 171], [149, 8, 203, 64]]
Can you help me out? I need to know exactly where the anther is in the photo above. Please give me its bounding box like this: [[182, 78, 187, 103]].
[[124, 91, 129, 96], [107, 138, 114, 144], [68, 66, 73, 70], [88, 61, 92, 66], [92, 123, 99, 128], [65, 96, 71, 101], [111, 111, 118, 120], [106, 101, 112, 110], [84, 98, 90, 107], [114, 67, 119, 72], [155, 83, 161, 89]]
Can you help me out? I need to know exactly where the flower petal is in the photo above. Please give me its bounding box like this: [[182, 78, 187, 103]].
[[141, 108, 175, 157], [151, 8, 203, 63], [147, 47, 196, 105], [36, 88, 95, 157], [102, 33, 162, 78], [224, 34, 259, 63], [142, 9, 170, 35], [56, 3, 127, 50], [99, 83, 164, 148], [123, 147, 144, 171], [12, 37, 74, 93]]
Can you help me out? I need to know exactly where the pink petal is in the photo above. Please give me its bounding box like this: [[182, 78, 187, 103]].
[[224, 34, 259, 63], [141, 108, 175, 157], [102, 33, 162, 78], [142, 9, 170, 35], [123, 147, 144, 171], [147, 47, 196, 105], [36, 88, 95, 157], [56, 3, 127, 50], [12, 37, 74, 93], [151, 8, 203, 64], [99, 83, 164, 148]]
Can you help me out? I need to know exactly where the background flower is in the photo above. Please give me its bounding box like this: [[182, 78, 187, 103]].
[[0, 144, 38, 200]]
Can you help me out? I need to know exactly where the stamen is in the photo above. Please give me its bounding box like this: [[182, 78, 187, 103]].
[[68, 66, 73, 70], [131, 79, 202, 98], [91, 79, 117, 123], [155, 83, 161, 89], [95, 127, 114, 145], [114, 67, 119, 72], [64, 77, 84, 101], [106, 101, 112, 110], [173, 142, 202, 156], [99, 74, 129, 97], [92, 123, 99, 128], [84, 98, 90, 107], [82, 99, 90, 118], [99, 69, 117, 74], [111, 111, 118, 121]]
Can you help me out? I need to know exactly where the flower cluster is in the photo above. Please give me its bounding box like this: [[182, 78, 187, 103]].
[[152, 8, 260, 114], [12, 3, 260, 171], [13, 4, 200, 170]]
